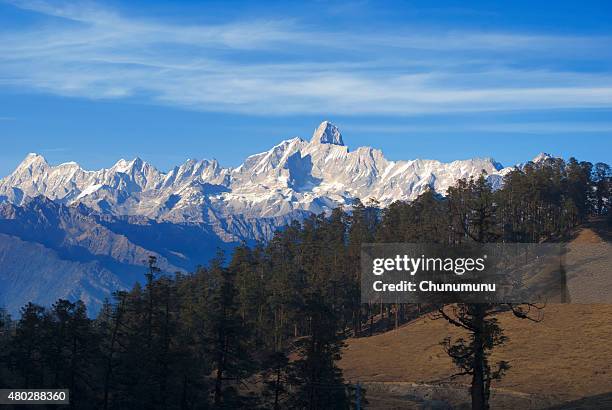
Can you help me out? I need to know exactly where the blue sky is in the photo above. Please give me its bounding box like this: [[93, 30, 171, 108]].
[[0, 0, 611, 176]]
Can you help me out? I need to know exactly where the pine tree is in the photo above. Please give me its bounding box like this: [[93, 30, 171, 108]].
[[10, 303, 46, 388], [261, 351, 296, 410], [291, 291, 351, 410], [47, 299, 95, 409], [347, 199, 376, 335], [440, 174, 545, 409], [96, 293, 127, 410], [206, 252, 255, 408]]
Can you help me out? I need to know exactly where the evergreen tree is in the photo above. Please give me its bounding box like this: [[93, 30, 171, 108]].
[[206, 252, 255, 408], [10, 303, 46, 388], [291, 291, 351, 410], [47, 299, 95, 409]]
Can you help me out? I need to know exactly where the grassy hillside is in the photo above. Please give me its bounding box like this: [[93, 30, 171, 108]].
[[340, 224, 612, 409]]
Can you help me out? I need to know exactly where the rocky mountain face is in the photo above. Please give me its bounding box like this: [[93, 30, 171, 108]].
[[0, 121, 514, 239], [0, 121, 537, 314]]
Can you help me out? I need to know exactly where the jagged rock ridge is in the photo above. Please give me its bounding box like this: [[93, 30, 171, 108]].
[[0, 121, 522, 242]]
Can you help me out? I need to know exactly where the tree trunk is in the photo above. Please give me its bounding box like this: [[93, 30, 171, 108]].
[[103, 309, 122, 410], [471, 305, 487, 410], [214, 316, 228, 408], [70, 334, 77, 409], [180, 375, 188, 410], [369, 304, 374, 336], [274, 365, 281, 410], [394, 303, 399, 331]]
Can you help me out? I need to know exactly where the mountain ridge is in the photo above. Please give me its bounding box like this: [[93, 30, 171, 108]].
[[0, 121, 528, 240], [0, 121, 555, 314]]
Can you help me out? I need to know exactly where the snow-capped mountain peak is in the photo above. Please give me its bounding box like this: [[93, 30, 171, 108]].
[[0, 124, 561, 316], [311, 121, 344, 146], [532, 152, 553, 163], [18, 152, 48, 169], [111, 158, 141, 173], [0, 121, 520, 242]]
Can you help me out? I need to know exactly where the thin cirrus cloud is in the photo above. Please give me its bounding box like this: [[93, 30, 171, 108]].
[[1, 0, 612, 115], [344, 122, 612, 135]]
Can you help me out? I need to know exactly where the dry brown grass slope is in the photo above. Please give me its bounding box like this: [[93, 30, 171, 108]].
[[340, 223, 612, 409]]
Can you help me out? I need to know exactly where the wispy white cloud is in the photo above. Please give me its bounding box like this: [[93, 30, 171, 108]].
[[1, 0, 612, 115], [344, 122, 612, 135]]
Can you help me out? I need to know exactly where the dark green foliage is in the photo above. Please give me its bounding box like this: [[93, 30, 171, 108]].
[[8, 303, 47, 389], [206, 252, 255, 408], [290, 291, 352, 410]]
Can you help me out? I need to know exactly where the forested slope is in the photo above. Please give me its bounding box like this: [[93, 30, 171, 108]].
[[0, 157, 609, 409]]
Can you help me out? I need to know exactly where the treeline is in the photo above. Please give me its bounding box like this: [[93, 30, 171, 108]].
[[0, 158, 609, 409]]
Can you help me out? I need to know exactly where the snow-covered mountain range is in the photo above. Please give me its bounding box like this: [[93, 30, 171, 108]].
[[0, 121, 517, 242], [0, 121, 546, 314]]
